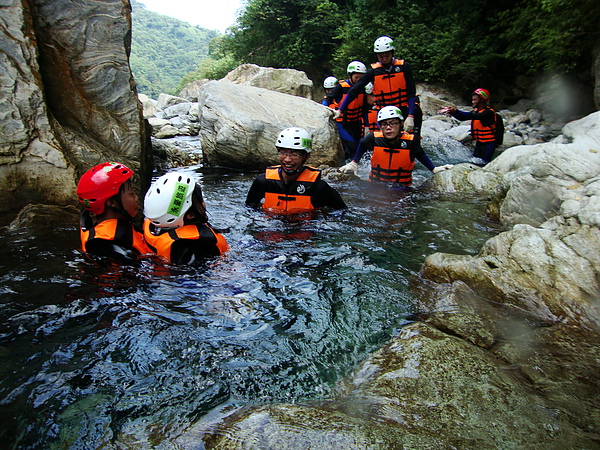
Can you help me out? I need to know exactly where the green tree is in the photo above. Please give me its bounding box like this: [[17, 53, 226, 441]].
[[221, 0, 343, 81], [499, 0, 600, 74], [130, 1, 218, 98]]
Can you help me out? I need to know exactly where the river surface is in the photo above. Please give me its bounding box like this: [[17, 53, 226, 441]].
[[0, 138, 501, 448]]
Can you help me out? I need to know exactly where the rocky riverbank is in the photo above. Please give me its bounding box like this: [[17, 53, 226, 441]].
[[167, 111, 600, 448]]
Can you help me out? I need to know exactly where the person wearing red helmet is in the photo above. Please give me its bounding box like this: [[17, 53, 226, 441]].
[[76, 161, 151, 262], [438, 88, 498, 165]]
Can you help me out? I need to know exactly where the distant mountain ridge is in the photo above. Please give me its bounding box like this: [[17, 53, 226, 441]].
[[130, 1, 218, 98]]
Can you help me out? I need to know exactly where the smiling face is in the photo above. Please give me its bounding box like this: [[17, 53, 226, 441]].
[[277, 148, 308, 175]]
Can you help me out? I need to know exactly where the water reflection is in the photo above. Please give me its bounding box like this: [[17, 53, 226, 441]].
[[0, 140, 501, 446]]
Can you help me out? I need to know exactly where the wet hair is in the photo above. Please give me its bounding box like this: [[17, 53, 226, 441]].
[[187, 184, 209, 224]]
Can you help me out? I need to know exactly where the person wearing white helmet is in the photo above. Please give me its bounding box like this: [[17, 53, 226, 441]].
[[339, 106, 453, 185], [322, 61, 370, 159], [337, 36, 423, 137], [363, 82, 379, 133], [143, 172, 228, 264], [246, 127, 346, 214], [323, 76, 338, 104]]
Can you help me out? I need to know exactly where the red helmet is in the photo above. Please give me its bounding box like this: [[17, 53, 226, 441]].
[[77, 162, 134, 215], [473, 88, 490, 102]]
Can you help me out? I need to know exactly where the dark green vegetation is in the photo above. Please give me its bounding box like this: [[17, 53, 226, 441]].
[[221, 0, 600, 96], [131, 0, 600, 101], [130, 1, 217, 98]]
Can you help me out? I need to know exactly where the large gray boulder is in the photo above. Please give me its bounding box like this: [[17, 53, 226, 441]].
[[422, 112, 600, 326], [185, 317, 593, 448], [170, 112, 600, 448], [0, 0, 76, 214], [221, 63, 314, 100], [198, 80, 343, 170], [0, 0, 151, 218]]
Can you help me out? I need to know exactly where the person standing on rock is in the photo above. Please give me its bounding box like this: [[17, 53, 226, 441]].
[[339, 106, 453, 186], [246, 127, 347, 214], [143, 172, 228, 265], [336, 36, 423, 137], [438, 88, 497, 165], [77, 161, 151, 263], [322, 61, 370, 160]]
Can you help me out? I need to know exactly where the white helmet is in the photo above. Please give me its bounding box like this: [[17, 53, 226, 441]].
[[323, 76, 337, 89], [374, 36, 395, 53], [377, 106, 404, 123], [276, 127, 313, 153], [365, 82, 374, 94], [144, 172, 195, 229], [347, 61, 367, 74]]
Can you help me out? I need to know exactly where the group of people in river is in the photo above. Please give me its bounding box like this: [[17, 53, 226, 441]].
[[323, 35, 500, 168], [76, 35, 499, 266]]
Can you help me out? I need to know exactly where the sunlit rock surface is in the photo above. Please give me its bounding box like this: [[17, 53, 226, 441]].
[[197, 80, 343, 170], [222, 64, 314, 100]]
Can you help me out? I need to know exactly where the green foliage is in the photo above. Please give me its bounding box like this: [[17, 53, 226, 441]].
[[176, 55, 240, 92], [210, 0, 597, 97], [332, 0, 511, 91], [221, 0, 343, 81], [130, 1, 218, 98], [498, 0, 600, 74], [131, 0, 599, 101]]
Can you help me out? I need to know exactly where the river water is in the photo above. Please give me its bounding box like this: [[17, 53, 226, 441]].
[[0, 138, 501, 447]]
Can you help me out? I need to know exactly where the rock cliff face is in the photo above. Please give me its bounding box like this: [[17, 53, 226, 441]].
[[0, 0, 150, 217]]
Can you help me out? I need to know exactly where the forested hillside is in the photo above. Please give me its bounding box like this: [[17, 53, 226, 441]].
[[129, 0, 599, 105], [130, 1, 218, 98], [208, 0, 600, 103]]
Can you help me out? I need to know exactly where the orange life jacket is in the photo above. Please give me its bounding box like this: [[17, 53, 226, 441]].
[[367, 109, 380, 132], [369, 131, 416, 184], [80, 214, 151, 255], [371, 59, 409, 108], [143, 219, 228, 262], [337, 80, 365, 123], [471, 106, 497, 143], [263, 166, 320, 214]]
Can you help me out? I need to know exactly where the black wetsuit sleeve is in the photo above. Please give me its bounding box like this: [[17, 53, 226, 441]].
[[84, 239, 141, 264], [403, 61, 417, 100], [352, 132, 375, 163], [452, 108, 494, 126], [323, 83, 344, 106], [311, 179, 347, 210], [246, 174, 267, 208], [410, 138, 435, 171]]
